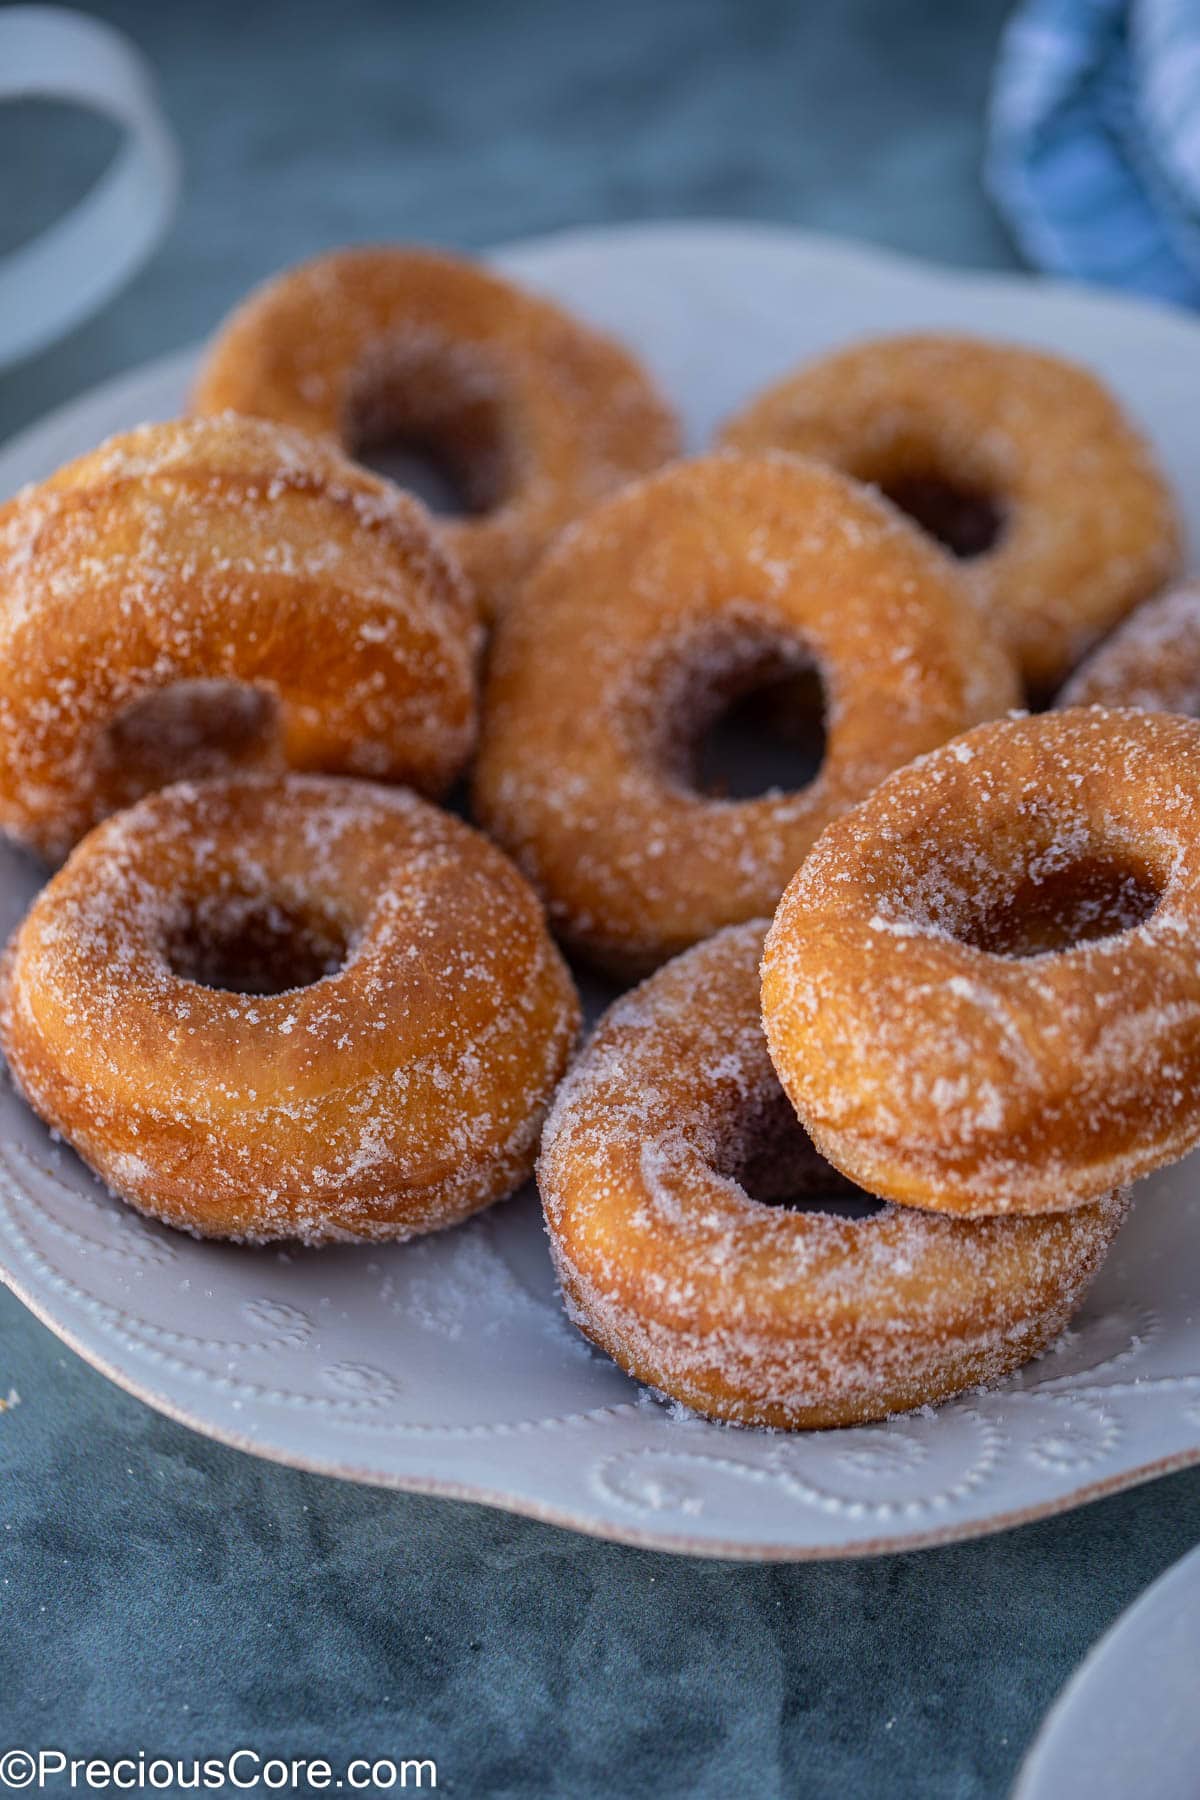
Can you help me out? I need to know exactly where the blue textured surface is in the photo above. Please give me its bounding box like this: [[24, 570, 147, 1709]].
[[3, 4, 1199, 1795], [987, 0, 1200, 306]]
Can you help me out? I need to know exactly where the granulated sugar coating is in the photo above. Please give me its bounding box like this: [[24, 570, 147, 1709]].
[[721, 333, 1181, 696], [0, 414, 481, 863], [539, 923, 1128, 1429], [473, 452, 1018, 977], [762, 708, 1200, 1217], [1059, 585, 1200, 716], [0, 775, 579, 1243], [192, 245, 680, 621]]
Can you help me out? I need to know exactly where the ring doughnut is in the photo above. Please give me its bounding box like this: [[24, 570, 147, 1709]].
[[0, 414, 480, 863], [0, 774, 579, 1244], [192, 246, 680, 620], [473, 453, 1018, 975], [1059, 585, 1200, 715], [539, 923, 1128, 1428], [721, 333, 1181, 695], [762, 708, 1200, 1216]]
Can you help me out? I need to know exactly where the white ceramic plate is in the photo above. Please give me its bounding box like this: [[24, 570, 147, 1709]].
[[2, 223, 1200, 1560], [1016, 1541, 1200, 1800]]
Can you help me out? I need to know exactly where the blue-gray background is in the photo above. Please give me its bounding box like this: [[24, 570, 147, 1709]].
[[2, 2, 1199, 1795]]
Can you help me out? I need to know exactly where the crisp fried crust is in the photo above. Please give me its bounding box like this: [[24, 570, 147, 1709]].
[[0, 775, 580, 1244], [722, 333, 1181, 694], [1059, 584, 1200, 715], [193, 245, 680, 620], [763, 708, 1200, 1215], [474, 452, 1018, 975], [540, 924, 1127, 1428], [0, 414, 481, 862]]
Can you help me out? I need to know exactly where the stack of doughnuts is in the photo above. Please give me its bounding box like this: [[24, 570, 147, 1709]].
[[2, 243, 1196, 1431]]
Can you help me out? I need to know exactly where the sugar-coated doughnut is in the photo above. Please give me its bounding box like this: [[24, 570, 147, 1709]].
[[0, 415, 481, 864], [721, 334, 1180, 695], [473, 453, 1018, 976], [540, 924, 1128, 1428], [192, 246, 680, 620], [0, 775, 580, 1243], [1059, 585, 1200, 715], [763, 708, 1200, 1216]]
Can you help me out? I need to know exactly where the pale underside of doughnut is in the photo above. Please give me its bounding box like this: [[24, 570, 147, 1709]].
[[540, 924, 1127, 1429], [0, 775, 579, 1244], [762, 708, 1200, 1216]]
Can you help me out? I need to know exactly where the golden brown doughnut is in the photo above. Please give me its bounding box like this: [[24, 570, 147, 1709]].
[[473, 452, 1018, 976], [540, 924, 1128, 1428], [762, 708, 1200, 1217], [0, 774, 579, 1244], [1058, 585, 1200, 715], [0, 414, 480, 864], [721, 333, 1181, 695], [192, 246, 680, 620]]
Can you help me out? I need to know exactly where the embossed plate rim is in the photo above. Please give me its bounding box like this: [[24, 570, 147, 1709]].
[[4, 1242, 1200, 1562]]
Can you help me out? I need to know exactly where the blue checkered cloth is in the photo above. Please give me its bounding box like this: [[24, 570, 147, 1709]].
[[988, 0, 1200, 304]]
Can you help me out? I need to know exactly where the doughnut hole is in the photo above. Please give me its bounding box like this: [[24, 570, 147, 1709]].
[[100, 681, 282, 807], [910, 848, 1163, 960], [880, 471, 1004, 561], [715, 1085, 884, 1220], [846, 437, 1006, 561], [167, 893, 350, 996], [653, 627, 828, 801], [958, 856, 1161, 958], [344, 336, 513, 517]]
